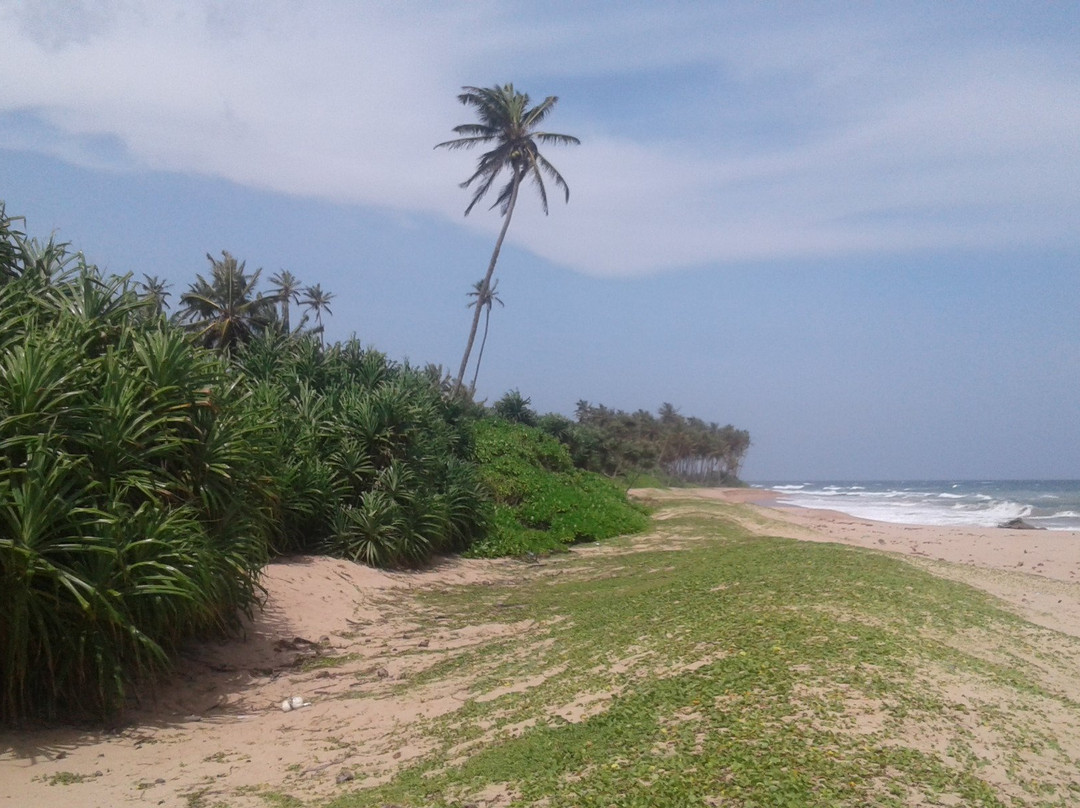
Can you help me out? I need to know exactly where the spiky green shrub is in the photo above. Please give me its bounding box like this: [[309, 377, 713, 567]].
[[467, 419, 650, 557], [0, 213, 276, 723], [236, 333, 490, 567]]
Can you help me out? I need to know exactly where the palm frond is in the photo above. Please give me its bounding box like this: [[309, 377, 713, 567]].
[[522, 96, 558, 127], [535, 152, 572, 203], [435, 135, 493, 151], [523, 151, 551, 214], [534, 132, 581, 147]]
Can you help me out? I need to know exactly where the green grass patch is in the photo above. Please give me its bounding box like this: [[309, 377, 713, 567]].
[[324, 500, 1080, 807], [45, 771, 97, 786]]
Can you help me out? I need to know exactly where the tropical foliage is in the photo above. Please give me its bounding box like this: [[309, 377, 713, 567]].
[[0, 209, 491, 722], [467, 419, 650, 558], [0, 211, 276, 722], [300, 282, 334, 342], [0, 184, 750, 723], [235, 333, 489, 567], [437, 83, 580, 391], [269, 269, 302, 334], [492, 388, 538, 427], [177, 251, 278, 350], [535, 401, 752, 486]]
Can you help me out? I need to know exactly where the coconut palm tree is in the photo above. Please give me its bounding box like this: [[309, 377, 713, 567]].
[[492, 388, 537, 426], [436, 83, 579, 392], [270, 269, 302, 334], [178, 251, 276, 351], [301, 283, 334, 342], [467, 277, 504, 393], [137, 274, 171, 318]]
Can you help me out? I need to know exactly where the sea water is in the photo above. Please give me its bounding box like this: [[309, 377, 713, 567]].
[[751, 481, 1080, 531]]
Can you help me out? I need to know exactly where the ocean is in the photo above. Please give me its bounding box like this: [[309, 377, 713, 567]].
[[751, 481, 1080, 531]]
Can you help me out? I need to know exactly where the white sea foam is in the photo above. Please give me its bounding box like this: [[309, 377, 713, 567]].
[[767, 483, 1080, 529]]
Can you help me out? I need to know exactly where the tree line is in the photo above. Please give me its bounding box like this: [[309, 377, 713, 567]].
[[489, 392, 750, 487], [137, 251, 334, 350]]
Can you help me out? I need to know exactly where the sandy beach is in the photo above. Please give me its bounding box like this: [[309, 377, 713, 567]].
[[4, 489, 1080, 807]]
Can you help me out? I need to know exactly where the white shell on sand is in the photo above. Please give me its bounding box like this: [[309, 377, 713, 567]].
[[280, 695, 310, 712]]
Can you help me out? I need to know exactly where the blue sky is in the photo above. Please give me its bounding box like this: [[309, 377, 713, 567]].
[[1, 1, 1078, 480]]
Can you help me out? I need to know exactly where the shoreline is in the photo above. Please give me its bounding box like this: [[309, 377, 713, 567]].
[[741, 480, 1080, 532], [687, 486, 1080, 583]]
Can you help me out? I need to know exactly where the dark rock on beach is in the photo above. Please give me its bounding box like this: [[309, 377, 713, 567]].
[[998, 517, 1045, 530]]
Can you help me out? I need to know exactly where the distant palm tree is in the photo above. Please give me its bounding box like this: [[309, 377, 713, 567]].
[[467, 277, 504, 394], [137, 274, 171, 318], [270, 269, 302, 334], [436, 83, 579, 392], [178, 252, 276, 351], [302, 283, 334, 342], [492, 388, 537, 426]]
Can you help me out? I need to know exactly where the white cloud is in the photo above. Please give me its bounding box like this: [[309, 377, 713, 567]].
[[1, 1, 1077, 277]]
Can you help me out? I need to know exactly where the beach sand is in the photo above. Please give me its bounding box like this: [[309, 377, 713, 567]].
[[4, 489, 1080, 806]]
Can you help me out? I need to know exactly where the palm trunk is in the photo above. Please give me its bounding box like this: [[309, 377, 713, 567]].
[[469, 303, 493, 394], [455, 172, 520, 393]]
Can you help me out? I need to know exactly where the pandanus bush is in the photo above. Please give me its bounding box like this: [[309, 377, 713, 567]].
[[236, 332, 491, 568], [0, 211, 276, 723]]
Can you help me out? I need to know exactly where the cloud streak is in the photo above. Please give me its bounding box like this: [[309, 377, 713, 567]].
[[2, 1, 1077, 276]]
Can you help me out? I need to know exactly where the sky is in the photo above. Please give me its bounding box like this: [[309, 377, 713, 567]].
[[1, 1, 1078, 480]]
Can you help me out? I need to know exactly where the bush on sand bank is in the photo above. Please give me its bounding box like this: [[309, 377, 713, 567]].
[[0, 217, 276, 722], [466, 419, 649, 558]]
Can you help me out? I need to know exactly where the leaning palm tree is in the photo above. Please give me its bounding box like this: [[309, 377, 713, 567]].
[[301, 283, 334, 342], [436, 83, 579, 392], [270, 269, 302, 334], [467, 277, 504, 394], [178, 251, 276, 351]]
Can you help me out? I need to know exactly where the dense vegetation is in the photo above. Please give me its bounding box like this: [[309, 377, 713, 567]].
[[0, 210, 487, 722], [234, 333, 489, 566], [572, 401, 751, 485], [467, 419, 650, 557], [0, 215, 278, 721], [494, 391, 751, 487], [0, 204, 748, 723]]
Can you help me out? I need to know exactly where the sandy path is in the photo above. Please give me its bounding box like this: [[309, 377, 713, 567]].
[[0, 556, 524, 808]]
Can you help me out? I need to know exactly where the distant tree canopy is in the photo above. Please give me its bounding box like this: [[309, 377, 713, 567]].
[[485, 387, 750, 486], [557, 401, 750, 486]]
